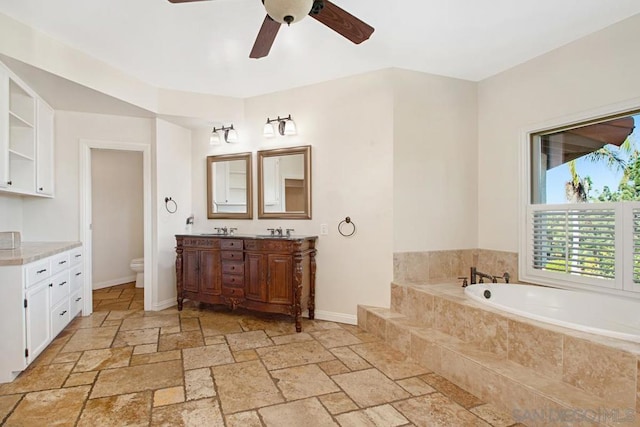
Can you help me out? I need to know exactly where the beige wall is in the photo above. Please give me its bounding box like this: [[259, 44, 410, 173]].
[[477, 13, 640, 253], [154, 119, 192, 307], [91, 149, 143, 289], [21, 111, 153, 241], [0, 195, 22, 232], [392, 69, 478, 252], [189, 70, 395, 322]]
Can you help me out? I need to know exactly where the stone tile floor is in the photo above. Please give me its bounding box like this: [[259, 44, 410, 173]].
[[0, 283, 526, 426]]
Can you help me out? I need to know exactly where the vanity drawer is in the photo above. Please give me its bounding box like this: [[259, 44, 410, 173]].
[[51, 300, 70, 337], [51, 252, 70, 275], [221, 251, 243, 261], [221, 261, 244, 275], [222, 287, 245, 298], [220, 239, 243, 250], [70, 265, 83, 294], [69, 247, 83, 267], [222, 274, 244, 287], [26, 259, 51, 287], [70, 290, 83, 318], [50, 270, 70, 307]]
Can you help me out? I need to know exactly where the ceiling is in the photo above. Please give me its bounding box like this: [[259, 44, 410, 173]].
[[1, 0, 640, 99]]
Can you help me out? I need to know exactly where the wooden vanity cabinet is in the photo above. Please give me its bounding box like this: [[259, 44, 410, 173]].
[[179, 239, 222, 303], [176, 235, 317, 332]]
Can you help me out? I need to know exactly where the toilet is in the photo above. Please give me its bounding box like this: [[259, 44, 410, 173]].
[[130, 257, 144, 288]]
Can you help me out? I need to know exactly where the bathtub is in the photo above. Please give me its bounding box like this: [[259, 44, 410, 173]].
[[464, 283, 640, 343]]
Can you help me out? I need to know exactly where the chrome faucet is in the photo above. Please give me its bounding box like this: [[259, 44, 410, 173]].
[[229, 227, 237, 236], [275, 227, 283, 236], [286, 228, 294, 237]]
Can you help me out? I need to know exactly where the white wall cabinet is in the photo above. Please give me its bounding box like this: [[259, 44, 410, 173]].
[[36, 99, 54, 196], [0, 245, 83, 383], [0, 60, 54, 197]]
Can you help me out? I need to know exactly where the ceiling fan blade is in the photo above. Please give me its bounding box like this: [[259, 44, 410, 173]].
[[250, 15, 281, 59], [310, 0, 374, 44]]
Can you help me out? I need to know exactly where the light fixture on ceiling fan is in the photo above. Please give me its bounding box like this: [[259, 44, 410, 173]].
[[167, 0, 374, 59]]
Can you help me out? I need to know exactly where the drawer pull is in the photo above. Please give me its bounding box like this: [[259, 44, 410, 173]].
[[75, 254, 82, 258], [75, 297, 82, 302], [37, 269, 47, 274], [58, 260, 67, 265], [75, 272, 82, 276], [59, 281, 67, 286], [60, 310, 67, 316], [49, 283, 53, 288]]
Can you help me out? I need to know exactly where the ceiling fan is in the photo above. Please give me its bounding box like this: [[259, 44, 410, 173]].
[[167, 0, 374, 59]]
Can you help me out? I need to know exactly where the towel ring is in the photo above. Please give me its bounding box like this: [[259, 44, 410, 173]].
[[338, 217, 356, 237], [165, 197, 177, 214]]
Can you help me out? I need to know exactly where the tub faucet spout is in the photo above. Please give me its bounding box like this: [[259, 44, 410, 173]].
[[470, 267, 496, 284]]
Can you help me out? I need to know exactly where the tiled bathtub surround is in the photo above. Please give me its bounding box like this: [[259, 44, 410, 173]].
[[393, 249, 518, 284], [360, 282, 640, 427], [0, 282, 521, 426]]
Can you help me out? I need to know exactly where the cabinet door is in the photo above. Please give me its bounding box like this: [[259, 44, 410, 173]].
[[36, 99, 54, 196], [182, 249, 200, 293], [199, 250, 221, 296], [267, 254, 293, 304], [25, 281, 51, 363], [245, 252, 267, 301]]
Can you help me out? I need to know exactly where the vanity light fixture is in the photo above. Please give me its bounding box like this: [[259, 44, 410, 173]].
[[263, 115, 297, 137], [211, 124, 239, 144]]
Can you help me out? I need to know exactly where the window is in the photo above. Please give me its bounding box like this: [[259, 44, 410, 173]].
[[524, 112, 640, 296]]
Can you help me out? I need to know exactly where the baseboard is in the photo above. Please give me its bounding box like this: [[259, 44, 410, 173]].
[[313, 310, 357, 325], [153, 297, 177, 312], [93, 275, 136, 290]]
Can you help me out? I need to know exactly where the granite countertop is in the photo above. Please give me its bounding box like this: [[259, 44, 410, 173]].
[[0, 241, 82, 266], [175, 233, 317, 241]]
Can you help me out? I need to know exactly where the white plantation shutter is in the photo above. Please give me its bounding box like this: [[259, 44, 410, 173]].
[[531, 208, 616, 280], [634, 209, 640, 284]]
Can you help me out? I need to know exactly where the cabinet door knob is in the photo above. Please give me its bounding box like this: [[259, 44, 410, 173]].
[[7, 181, 12, 186], [39, 187, 43, 191]]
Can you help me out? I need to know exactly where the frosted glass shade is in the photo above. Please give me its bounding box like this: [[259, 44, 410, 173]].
[[263, 122, 275, 138], [264, 0, 313, 24], [225, 128, 239, 143], [210, 131, 221, 145], [283, 119, 297, 135]]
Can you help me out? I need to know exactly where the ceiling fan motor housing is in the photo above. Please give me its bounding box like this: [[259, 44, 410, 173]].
[[263, 0, 314, 25]]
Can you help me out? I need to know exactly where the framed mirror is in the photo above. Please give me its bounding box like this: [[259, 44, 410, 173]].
[[258, 145, 311, 219], [207, 152, 253, 219]]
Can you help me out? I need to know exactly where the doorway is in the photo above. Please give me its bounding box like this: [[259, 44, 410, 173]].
[[79, 140, 152, 314]]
